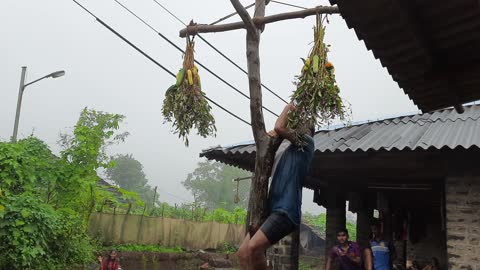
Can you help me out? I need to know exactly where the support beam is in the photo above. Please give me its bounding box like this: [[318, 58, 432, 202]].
[[179, 5, 339, 37], [377, 192, 393, 242], [357, 208, 373, 246], [290, 229, 300, 270], [325, 190, 346, 259]]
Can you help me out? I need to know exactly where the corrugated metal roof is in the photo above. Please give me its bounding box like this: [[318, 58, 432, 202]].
[[330, 0, 480, 112], [201, 104, 480, 161]]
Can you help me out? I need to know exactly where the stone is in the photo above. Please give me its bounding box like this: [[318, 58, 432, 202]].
[[448, 235, 466, 241], [446, 177, 480, 269]]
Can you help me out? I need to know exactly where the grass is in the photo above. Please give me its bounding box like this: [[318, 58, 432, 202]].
[[299, 256, 324, 270]]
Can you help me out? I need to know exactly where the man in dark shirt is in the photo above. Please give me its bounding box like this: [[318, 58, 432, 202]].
[[326, 228, 362, 270], [236, 104, 315, 270]]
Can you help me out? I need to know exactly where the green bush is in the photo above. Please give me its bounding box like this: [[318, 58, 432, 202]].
[[150, 203, 247, 225], [0, 108, 127, 269], [0, 194, 95, 269]]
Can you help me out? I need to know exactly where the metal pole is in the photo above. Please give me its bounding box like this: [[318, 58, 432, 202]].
[[12, 66, 27, 143]]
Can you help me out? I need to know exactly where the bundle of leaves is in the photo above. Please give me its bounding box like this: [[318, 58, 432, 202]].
[[162, 38, 216, 146], [288, 15, 350, 139]]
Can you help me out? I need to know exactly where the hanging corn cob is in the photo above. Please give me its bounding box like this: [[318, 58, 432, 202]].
[[162, 37, 216, 146], [288, 15, 350, 144]]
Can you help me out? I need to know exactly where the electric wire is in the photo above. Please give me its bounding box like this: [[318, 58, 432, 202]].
[[270, 0, 308, 10]]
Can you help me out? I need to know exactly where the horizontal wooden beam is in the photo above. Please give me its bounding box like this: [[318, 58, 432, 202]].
[[179, 5, 339, 37]]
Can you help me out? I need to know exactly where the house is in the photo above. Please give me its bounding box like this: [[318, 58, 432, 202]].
[[330, 0, 480, 114], [201, 104, 480, 269]]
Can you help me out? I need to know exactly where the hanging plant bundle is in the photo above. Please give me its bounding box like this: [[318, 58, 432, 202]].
[[288, 15, 350, 140], [162, 38, 216, 146]]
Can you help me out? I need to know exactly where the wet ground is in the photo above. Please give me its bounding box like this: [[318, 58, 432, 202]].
[[116, 251, 237, 270]]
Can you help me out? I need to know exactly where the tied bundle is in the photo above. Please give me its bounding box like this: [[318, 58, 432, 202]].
[[162, 38, 216, 146], [288, 15, 350, 144]]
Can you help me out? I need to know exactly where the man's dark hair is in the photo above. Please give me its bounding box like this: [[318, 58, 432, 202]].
[[336, 228, 349, 236]]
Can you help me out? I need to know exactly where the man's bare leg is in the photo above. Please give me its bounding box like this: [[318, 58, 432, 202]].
[[248, 229, 272, 270], [237, 234, 251, 269]]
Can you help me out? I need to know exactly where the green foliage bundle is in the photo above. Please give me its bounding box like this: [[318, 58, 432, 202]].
[[162, 38, 216, 146], [289, 15, 350, 137]]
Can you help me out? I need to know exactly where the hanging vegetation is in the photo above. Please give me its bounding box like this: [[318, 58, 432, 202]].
[[162, 37, 216, 146], [288, 15, 350, 140]]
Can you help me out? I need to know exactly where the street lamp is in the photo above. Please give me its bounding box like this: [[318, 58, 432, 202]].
[[11, 66, 66, 143]]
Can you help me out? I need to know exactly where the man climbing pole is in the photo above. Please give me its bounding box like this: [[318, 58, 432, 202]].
[[236, 103, 315, 270]]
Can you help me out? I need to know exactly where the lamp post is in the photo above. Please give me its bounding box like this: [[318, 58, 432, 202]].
[[11, 66, 65, 143]]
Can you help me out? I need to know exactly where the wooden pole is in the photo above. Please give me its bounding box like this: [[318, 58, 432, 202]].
[[152, 186, 158, 209], [179, 5, 339, 37], [230, 0, 282, 235]]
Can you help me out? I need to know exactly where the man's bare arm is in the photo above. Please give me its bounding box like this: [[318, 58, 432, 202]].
[[347, 253, 362, 265], [325, 256, 332, 270], [274, 104, 297, 143]]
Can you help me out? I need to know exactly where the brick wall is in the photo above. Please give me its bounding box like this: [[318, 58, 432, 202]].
[[445, 177, 480, 270], [407, 210, 446, 268], [267, 230, 300, 270]]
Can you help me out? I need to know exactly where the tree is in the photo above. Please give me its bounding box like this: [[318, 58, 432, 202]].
[[0, 107, 133, 269], [58, 107, 129, 219], [107, 154, 147, 190], [106, 154, 158, 207], [183, 161, 250, 211], [0, 107, 129, 269]]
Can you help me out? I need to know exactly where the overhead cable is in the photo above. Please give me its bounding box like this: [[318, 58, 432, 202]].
[[270, 1, 308, 10]]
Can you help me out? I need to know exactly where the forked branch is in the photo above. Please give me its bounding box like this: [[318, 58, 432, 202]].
[[230, 0, 257, 35], [179, 5, 340, 37]]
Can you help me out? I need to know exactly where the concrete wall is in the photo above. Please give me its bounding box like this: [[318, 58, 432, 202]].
[[88, 213, 244, 250], [445, 177, 480, 270]]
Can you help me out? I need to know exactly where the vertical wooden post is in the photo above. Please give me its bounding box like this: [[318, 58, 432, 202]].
[[290, 229, 300, 270], [357, 207, 373, 248], [127, 202, 133, 215], [325, 189, 346, 263], [152, 186, 157, 209], [230, 0, 282, 235]]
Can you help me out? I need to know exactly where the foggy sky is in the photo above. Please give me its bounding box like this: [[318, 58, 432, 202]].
[[1, 0, 418, 214]]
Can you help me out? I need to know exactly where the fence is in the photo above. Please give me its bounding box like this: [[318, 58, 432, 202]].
[[88, 212, 245, 250]]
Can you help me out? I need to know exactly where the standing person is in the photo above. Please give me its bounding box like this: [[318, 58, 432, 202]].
[[370, 224, 396, 270], [326, 228, 363, 270], [99, 250, 120, 270], [236, 103, 316, 270], [362, 245, 374, 270]]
